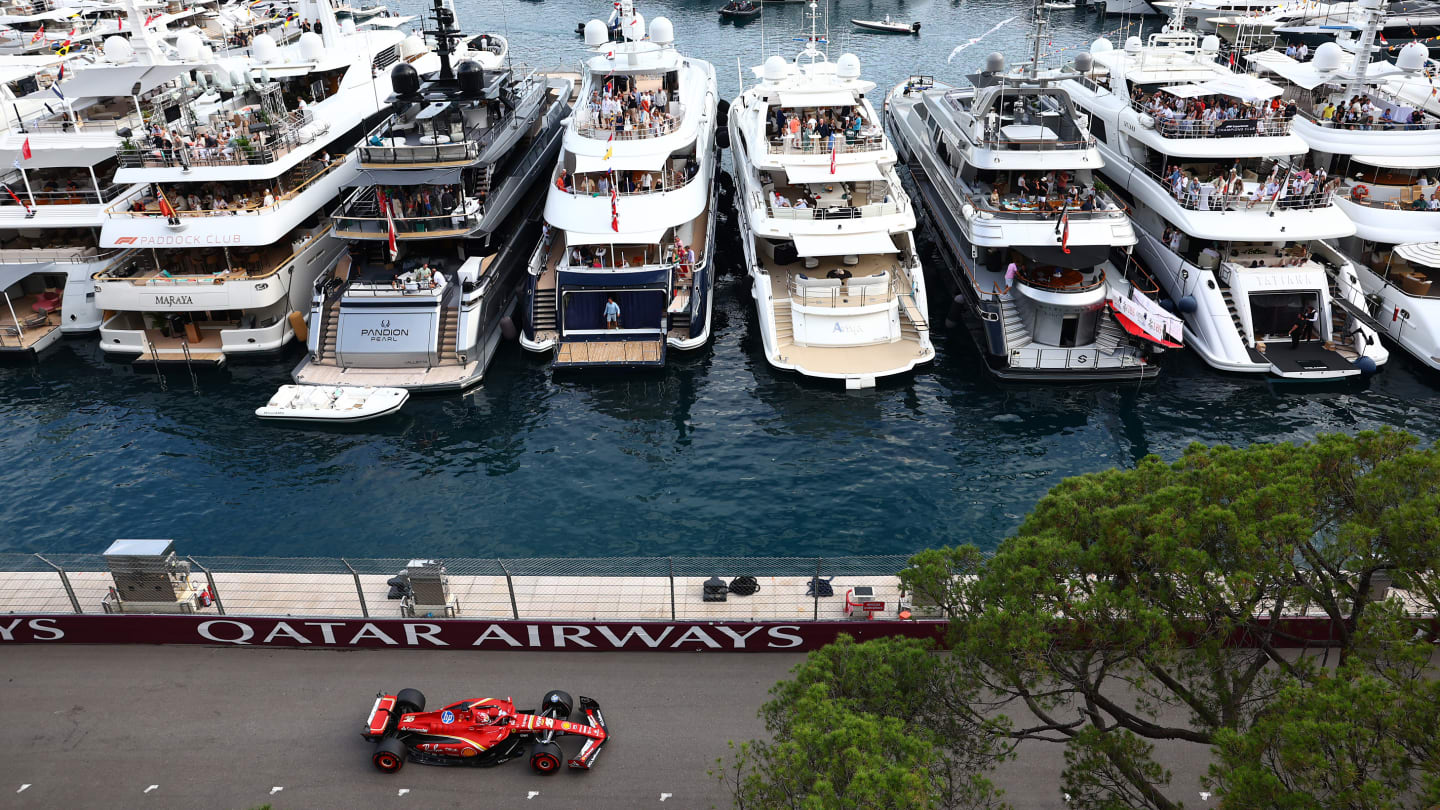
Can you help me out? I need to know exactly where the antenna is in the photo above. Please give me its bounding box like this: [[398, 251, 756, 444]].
[[1030, 0, 1048, 79]]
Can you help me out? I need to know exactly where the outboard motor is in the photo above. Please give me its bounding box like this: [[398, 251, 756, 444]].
[[457, 59, 485, 97], [391, 62, 421, 98]]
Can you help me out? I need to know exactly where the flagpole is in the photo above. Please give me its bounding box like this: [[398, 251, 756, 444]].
[[17, 165, 35, 215]]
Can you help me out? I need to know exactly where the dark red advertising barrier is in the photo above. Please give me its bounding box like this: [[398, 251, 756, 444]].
[[0, 615, 950, 651], [0, 613, 1418, 651]]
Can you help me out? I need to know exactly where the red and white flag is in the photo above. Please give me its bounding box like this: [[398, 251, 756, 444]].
[[2, 182, 30, 212], [609, 169, 619, 232], [377, 189, 398, 260], [30, 25, 43, 43], [1060, 213, 1071, 254], [21, 138, 31, 161], [157, 188, 177, 220], [830, 141, 837, 174]]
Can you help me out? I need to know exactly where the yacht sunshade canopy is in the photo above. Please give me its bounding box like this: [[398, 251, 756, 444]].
[[572, 152, 669, 173], [778, 90, 857, 108], [28, 64, 197, 100], [565, 227, 669, 246], [784, 163, 884, 184], [1395, 242, 1440, 268], [791, 231, 899, 258]]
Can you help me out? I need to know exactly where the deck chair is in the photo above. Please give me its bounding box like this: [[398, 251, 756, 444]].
[[1400, 186, 1416, 204]]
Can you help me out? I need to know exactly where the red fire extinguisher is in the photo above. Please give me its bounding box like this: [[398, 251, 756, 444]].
[[199, 587, 213, 607]]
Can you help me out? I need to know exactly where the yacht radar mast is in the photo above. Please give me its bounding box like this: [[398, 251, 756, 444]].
[[1342, 0, 1385, 98], [795, 0, 829, 65], [423, 0, 464, 81]]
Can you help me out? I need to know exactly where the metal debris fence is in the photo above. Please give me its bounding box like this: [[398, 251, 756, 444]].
[[0, 554, 919, 623]]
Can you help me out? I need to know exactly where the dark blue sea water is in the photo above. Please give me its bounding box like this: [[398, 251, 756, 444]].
[[3, 0, 1439, 558]]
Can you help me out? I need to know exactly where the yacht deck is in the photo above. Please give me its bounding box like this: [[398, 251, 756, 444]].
[[764, 253, 898, 308], [293, 358, 484, 390], [0, 293, 61, 350]]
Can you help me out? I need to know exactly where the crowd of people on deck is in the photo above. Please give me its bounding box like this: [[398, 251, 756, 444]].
[[390, 260, 444, 290], [1131, 87, 1296, 137], [375, 184, 467, 221], [1312, 94, 1428, 130], [584, 81, 676, 135], [554, 159, 698, 196], [770, 106, 869, 147], [1157, 161, 1340, 211], [566, 239, 697, 278], [973, 170, 1104, 212]]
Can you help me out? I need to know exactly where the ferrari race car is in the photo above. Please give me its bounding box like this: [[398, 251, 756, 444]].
[[362, 687, 608, 775]]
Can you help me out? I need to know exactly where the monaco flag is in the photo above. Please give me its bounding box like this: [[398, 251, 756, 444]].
[[21, 138, 31, 160]]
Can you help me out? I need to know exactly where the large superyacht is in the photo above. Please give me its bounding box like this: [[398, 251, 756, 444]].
[[519, 0, 718, 370], [1245, 2, 1440, 371], [887, 6, 1171, 382], [293, 0, 573, 390], [91, 0, 438, 366], [1058, 18, 1389, 379], [730, 1, 933, 389]]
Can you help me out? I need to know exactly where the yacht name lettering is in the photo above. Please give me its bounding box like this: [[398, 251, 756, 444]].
[[113, 234, 243, 247], [0, 618, 64, 642], [150, 295, 195, 306], [360, 319, 410, 341]]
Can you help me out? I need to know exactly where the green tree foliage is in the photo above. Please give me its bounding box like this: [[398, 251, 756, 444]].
[[893, 429, 1440, 810], [717, 636, 1010, 810]]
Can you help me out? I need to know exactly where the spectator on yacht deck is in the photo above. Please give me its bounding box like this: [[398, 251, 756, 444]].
[[604, 296, 621, 329]]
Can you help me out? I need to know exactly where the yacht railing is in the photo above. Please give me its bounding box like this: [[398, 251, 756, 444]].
[[333, 186, 480, 236], [573, 103, 683, 141], [1140, 164, 1337, 212], [107, 159, 345, 219], [359, 74, 542, 166], [1014, 266, 1108, 294], [95, 226, 329, 284], [343, 277, 449, 298], [787, 275, 896, 308], [559, 164, 700, 197], [1129, 98, 1293, 138], [1009, 346, 1144, 370], [767, 132, 887, 155], [116, 110, 321, 169], [0, 182, 132, 207], [0, 247, 127, 265], [767, 197, 906, 220]]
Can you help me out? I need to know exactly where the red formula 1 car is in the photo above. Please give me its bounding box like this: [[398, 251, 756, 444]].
[[362, 687, 608, 775]]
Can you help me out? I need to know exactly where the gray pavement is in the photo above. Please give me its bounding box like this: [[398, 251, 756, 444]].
[[0, 646, 1222, 810], [1, 646, 800, 810]]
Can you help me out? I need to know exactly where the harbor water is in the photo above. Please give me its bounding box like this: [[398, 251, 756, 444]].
[[2, 0, 1439, 558]]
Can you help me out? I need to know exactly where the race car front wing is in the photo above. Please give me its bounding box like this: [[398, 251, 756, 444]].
[[568, 696, 609, 770]]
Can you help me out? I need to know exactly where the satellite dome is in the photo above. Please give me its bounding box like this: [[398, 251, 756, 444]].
[[391, 61, 421, 97], [1124, 36, 1142, 54], [1200, 34, 1220, 53], [340, 17, 356, 35], [1090, 37, 1114, 54], [199, 45, 215, 64], [299, 31, 324, 61], [252, 33, 279, 63], [456, 59, 485, 96], [176, 30, 203, 61], [649, 16, 673, 45], [763, 54, 788, 82], [1074, 51, 1094, 73], [623, 12, 645, 41], [400, 34, 425, 58], [985, 52, 1005, 73], [1312, 41, 1344, 71], [103, 35, 134, 62], [1397, 40, 1428, 71], [583, 18, 608, 46], [836, 53, 860, 80]]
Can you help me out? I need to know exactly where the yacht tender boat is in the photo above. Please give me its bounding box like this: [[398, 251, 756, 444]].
[[257, 383, 408, 421]]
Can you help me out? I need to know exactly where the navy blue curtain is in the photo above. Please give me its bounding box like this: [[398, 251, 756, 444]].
[[561, 290, 664, 331]]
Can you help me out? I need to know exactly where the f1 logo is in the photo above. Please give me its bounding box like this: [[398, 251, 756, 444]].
[[114, 237, 138, 245]]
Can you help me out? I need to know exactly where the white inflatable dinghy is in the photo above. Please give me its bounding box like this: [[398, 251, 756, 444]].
[[256, 385, 409, 422]]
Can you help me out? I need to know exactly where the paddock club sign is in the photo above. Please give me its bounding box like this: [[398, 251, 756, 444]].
[[0, 616, 951, 651]]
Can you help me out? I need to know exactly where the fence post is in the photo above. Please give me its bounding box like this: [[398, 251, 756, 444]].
[[34, 554, 82, 614], [341, 558, 369, 618], [813, 557, 822, 621], [187, 556, 224, 615], [498, 559, 519, 620], [668, 557, 676, 621]]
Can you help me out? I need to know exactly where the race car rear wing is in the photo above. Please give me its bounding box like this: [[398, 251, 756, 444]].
[[568, 696, 609, 770]]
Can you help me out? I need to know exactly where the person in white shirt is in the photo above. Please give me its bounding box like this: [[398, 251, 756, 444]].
[[262, 189, 274, 207]]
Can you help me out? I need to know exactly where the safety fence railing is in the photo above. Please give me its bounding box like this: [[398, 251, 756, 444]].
[[0, 553, 920, 622]]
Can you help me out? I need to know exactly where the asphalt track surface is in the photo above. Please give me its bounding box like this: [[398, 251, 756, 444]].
[[1, 646, 799, 810]]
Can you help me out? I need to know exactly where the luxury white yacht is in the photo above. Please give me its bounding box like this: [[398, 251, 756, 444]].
[[1244, 2, 1440, 370], [1060, 23, 1389, 378], [729, 2, 931, 389], [91, 0, 439, 366], [520, 0, 718, 370], [293, 0, 574, 390], [889, 9, 1172, 382]]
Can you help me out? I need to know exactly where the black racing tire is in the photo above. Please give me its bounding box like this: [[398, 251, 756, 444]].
[[539, 689, 573, 719], [394, 688, 425, 715], [373, 736, 407, 773], [529, 741, 563, 775]]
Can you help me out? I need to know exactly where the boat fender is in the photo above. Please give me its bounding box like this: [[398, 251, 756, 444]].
[[911, 22, 921, 32], [716, 98, 730, 128], [1138, 113, 1155, 129], [716, 125, 731, 150], [288, 310, 309, 343], [1355, 356, 1377, 375], [945, 295, 966, 329], [500, 316, 518, 341], [960, 203, 975, 220], [1159, 298, 1175, 312], [1176, 295, 1198, 314]]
